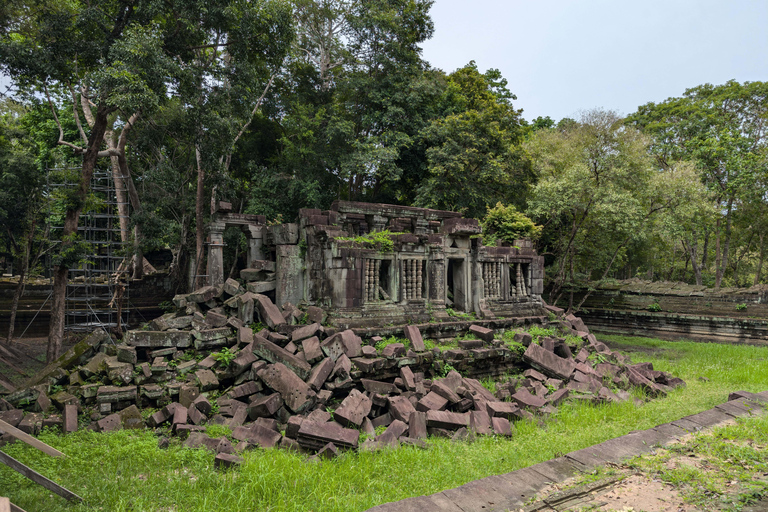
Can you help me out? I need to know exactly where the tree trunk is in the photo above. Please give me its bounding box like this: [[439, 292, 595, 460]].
[[714, 216, 723, 289], [6, 230, 31, 345], [755, 233, 765, 286], [683, 238, 702, 286], [720, 197, 735, 286], [194, 145, 205, 289], [47, 103, 111, 362]]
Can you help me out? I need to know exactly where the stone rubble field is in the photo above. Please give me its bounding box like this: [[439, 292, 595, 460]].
[[0, 272, 685, 469]]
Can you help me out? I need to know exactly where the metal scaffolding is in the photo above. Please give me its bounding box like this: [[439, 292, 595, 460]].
[[48, 169, 131, 333]]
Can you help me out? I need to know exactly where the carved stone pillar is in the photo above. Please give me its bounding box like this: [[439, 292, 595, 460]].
[[244, 225, 265, 266], [207, 221, 226, 287]]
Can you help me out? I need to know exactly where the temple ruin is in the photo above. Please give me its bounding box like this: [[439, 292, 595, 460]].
[[207, 201, 545, 327]]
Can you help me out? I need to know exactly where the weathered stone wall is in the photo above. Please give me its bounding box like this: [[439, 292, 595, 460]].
[[557, 279, 768, 344]]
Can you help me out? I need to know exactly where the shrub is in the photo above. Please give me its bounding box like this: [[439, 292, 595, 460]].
[[480, 202, 542, 246]]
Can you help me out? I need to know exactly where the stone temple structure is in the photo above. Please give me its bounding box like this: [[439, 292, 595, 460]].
[[206, 201, 544, 327]]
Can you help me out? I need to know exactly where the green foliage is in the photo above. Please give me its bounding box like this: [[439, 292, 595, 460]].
[[445, 308, 475, 320], [158, 301, 174, 314], [335, 230, 405, 253], [374, 336, 410, 352], [527, 325, 557, 342], [736, 303, 748, 311], [480, 202, 542, 246], [212, 348, 237, 367], [414, 62, 533, 218], [647, 302, 662, 312]]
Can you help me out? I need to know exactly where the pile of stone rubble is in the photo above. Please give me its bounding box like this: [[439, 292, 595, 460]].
[[0, 273, 685, 468]]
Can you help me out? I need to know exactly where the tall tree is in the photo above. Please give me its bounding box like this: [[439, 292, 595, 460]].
[[628, 80, 768, 287], [0, 0, 293, 360], [526, 109, 707, 310]]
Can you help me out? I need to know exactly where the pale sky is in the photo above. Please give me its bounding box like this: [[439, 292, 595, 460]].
[[420, 0, 768, 122]]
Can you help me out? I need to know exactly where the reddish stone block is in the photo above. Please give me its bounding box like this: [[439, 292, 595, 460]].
[[97, 413, 121, 432], [492, 417, 513, 436], [425, 410, 469, 430], [523, 343, 576, 380], [486, 401, 523, 421], [214, 453, 243, 470], [302, 336, 324, 364], [306, 358, 334, 391], [253, 294, 286, 329], [252, 334, 312, 380], [511, 388, 547, 409], [257, 363, 316, 414], [333, 390, 372, 428], [400, 366, 416, 391], [247, 393, 284, 419], [296, 420, 359, 451], [388, 396, 416, 423], [431, 381, 461, 403], [469, 410, 493, 435], [408, 411, 427, 439], [403, 326, 425, 352], [468, 325, 494, 342]]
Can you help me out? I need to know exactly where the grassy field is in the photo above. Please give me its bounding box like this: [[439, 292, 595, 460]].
[[2, 334, 768, 511]]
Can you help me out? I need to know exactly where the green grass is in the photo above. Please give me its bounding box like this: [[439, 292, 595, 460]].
[[3, 334, 768, 511]]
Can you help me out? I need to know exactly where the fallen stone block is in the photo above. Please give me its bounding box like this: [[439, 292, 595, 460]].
[[247, 393, 284, 419], [254, 294, 285, 329], [317, 442, 339, 459], [96, 385, 137, 404], [400, 366, 416, 391], [291, 323, 321, 343], [388, 396, 416, 423], [425, 410, 469, 431], [118, 405, 145, 429], [492, 417, 513, 436], [97, 413, 122, 432], [214, 453, 243, 470], [486, 401, 524, 421], [125, 331, 192, 348], [63, 404, 78, 434], [523, 343, 576, 380], [408, 411, 428, 439], [431, 381, 461, 404], [320, 335, 345, 361], [361, 379, 400, 395], [195, 370, 220, 392], [381, 343, 405, 358], [252, 334, 311, 380], [469, 410, 493, 435], [306, 358, 334, 391], [403, 326, 426, 352], [257, 363, 316, 414], [333, 390, 372, 428], [468, 325, 494, 342], [548, 388, 570, 406], [458, 339, 484, 349], [302, 337, 324, 364], [245, 424, 282, 448], [296, 420, 359, 451], [510, 388, 547, 409]]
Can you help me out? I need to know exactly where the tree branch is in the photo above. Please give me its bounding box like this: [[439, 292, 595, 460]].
[[223, 74, 275, 171], [44, 84, 85, 154], [68, 83, 89, 143]]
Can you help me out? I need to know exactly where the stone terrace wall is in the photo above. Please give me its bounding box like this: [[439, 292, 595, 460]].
[[559, 279, 768, 344]]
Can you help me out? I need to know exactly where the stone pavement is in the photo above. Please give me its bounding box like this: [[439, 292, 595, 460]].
[[366, 391, 768, 512]]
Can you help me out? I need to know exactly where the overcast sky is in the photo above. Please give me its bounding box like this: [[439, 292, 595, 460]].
[[420, 0, 768, 123]]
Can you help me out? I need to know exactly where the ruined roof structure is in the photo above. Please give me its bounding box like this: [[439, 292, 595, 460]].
[[206, 201, 545, 327]]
